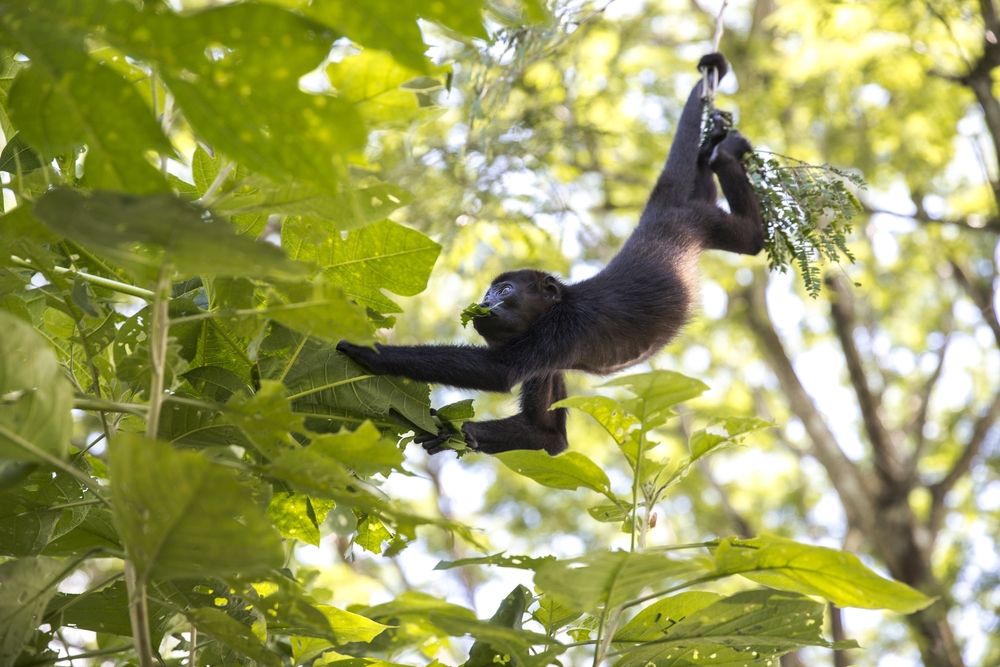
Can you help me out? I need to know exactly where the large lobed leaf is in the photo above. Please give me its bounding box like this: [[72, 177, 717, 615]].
[[281, 339, 437, 434], [34, 188, 300, 282], [285, 218, 442, 313], [307, 0, 487, 71], [123, 3, 366, 188], [109, 433, 284, 582], [0, 3, 170, 193]]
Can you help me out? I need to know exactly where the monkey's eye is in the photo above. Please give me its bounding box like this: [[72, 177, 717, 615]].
[[499, 285, 513, 296]]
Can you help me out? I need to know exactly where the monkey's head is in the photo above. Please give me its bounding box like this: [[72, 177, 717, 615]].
[[473, 269, 564, 346]]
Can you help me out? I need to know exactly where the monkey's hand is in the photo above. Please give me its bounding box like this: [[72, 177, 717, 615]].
[[414, 419, 477, 456], [336, 340, 386, 373], [710, 130, 753, 166], [700, 109, 732, 160], [697, 52, 729, 81]]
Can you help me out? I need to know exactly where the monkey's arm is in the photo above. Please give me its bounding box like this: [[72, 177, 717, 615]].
[[701, 132, 765, 255], [643, 53, 730, 219], [337, 341, 519, 392]]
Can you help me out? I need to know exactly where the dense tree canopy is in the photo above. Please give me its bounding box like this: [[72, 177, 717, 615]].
[[0, 1, 996, 667]]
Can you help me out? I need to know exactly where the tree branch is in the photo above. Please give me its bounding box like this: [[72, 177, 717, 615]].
[[826, 274, 904, 487], [861, 203, 1000, 234], [740, 274, 877, 533], [929, 390, 1000, 519], [950, 259, 1000, 347], [906, 332, 952, 480]]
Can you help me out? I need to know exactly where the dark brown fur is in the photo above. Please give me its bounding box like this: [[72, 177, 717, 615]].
[[337, 53, 763, 455]]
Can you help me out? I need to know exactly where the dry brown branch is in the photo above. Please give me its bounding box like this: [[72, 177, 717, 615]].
[[826, 274, 904, 487], [741, 273, 877, 532]]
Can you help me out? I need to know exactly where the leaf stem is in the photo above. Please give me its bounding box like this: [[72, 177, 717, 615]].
[[17, 644, 135, 666], [9, 255, 154, 300], [123, 264, 172, 667], [145, 266, 171, 439], [73, 396, 148, 415], [125, 559, 155, 667], [630, 430, 647, 552]]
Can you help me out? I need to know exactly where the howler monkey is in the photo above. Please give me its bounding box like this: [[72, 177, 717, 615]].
[[337, 53, 763, 456]]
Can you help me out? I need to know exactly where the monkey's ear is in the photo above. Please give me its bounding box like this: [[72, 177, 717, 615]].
[[542, 275, 563, 302]]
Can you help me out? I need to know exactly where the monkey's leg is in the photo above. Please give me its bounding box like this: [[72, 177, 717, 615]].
[[421, 373, 568, 456]]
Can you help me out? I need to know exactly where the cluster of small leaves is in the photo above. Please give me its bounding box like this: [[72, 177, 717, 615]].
[[460, 301, 494, 326], [743, 151, 864, 297]]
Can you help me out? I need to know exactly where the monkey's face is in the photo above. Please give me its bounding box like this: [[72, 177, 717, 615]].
[[473, 270, 562, 346]]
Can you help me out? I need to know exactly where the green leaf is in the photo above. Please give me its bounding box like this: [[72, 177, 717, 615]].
[[364, 592, 548, 663], [34, 188, 301, 281], [356, 515, 392, 554], [365, 591, 478, 622], [280, 339, 436, 434], [267, 440, 385, 512], [614, 592, 722, 642], [0, 132, 42, 174], [0, 205, 60, 273], [496, 450, 612, 497], [309, 422, 405, 477], [531, 595, 582, 635], [226, 380, 304, 459], [218, 182, 413, 230], [713, 536, 935, 613], [587, 502, 629, 523], [109, 433, 284, 581], [603, 371, 708, 431], [0, 6, 170, 193], [435, 552, 554, 571], [0, 310, 73, 462], [0, 470, 89, 556], [465, 584, 532, 667], [265, 279, 373, 343], [317, 605, 390, 644], [48, 581, 172, 645], [287, 219, 441, 313], [42, 505, 121, 557], [188, 607, 280, 667], [0, 556, 65, 664], [435, 399, 476, 422], [127, 3, 365, 188], [459, 302, 493, 327], [612, 590, 855, 667], [553, 394, 639, 462], [326, 50, 437, 124], [268, 492, 323, 546], [534, 551, 709, 610], [689, 417, 771, 461], [306, 2, 470, 72]]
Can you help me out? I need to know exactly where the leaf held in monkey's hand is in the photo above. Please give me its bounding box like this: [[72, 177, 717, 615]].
[[459, 302, 493, 327], [742, 151, 864, 298]]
